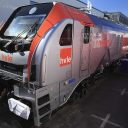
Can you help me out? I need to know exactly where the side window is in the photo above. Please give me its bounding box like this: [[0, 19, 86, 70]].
[[83, 26, 90, 44], [59, 24, 72, 46]]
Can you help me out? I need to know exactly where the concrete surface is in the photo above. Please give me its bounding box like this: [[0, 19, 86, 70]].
[[0, 71, 128, 128], [47, 72, 128, 128]]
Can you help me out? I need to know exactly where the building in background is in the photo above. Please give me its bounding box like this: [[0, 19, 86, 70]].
[[0, 0, 104, 30], [0, 0, 128, 30], [104, 12, 128, 26], [0, 0, 30, 29], [30, 0, 104, 17]]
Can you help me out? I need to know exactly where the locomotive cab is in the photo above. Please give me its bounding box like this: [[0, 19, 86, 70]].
[[0, 3, 53, 83]]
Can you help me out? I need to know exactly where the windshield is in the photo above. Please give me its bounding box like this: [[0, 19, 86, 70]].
[[4, 15, 45, 38]]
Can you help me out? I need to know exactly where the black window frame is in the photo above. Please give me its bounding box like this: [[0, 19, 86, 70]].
[[83, 26, 90, 44], [0, 3, 53, 39], [59, 24, 72, 46]]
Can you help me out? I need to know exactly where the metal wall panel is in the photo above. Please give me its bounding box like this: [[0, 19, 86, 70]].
[[0, 0, 30, 30]]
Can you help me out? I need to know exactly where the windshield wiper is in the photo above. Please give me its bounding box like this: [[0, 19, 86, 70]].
[[3, 25, 31, 52], [24, 19, 40, 40], [4, 18, 40, 53]]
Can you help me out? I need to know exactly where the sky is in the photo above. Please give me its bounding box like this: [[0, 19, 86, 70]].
[[82, 0, 128, 16]]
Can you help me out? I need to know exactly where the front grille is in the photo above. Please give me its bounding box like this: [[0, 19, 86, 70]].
[[0, 61, 24, 75], [39, 104, 51, 116], [38, 94, 50, 106]]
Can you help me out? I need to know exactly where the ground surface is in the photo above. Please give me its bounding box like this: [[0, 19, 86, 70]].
[[0, 71, 128, 128]]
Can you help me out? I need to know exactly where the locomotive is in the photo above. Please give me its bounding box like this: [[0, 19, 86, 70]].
[[0, 2, 128, 127]]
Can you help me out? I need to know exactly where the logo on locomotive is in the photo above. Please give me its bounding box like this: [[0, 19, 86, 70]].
[[60, 48, 72, 67], [1, 53, 12, 62]]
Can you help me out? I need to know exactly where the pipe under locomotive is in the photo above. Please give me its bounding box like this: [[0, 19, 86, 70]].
[[0, 2, 128, 127]]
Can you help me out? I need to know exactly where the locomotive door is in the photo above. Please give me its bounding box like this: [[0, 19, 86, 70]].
[[72, 21, 83, 79], [59, 21, 73, 105], [80, 26, 90, 78], [59, 21, 90, 105]]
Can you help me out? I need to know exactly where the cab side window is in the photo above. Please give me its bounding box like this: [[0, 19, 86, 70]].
[[59, 24, 72, 46], [83, 26, 90, 44]]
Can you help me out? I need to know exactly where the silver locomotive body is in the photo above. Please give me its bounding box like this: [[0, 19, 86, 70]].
[[0, 2, 128, 127]]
